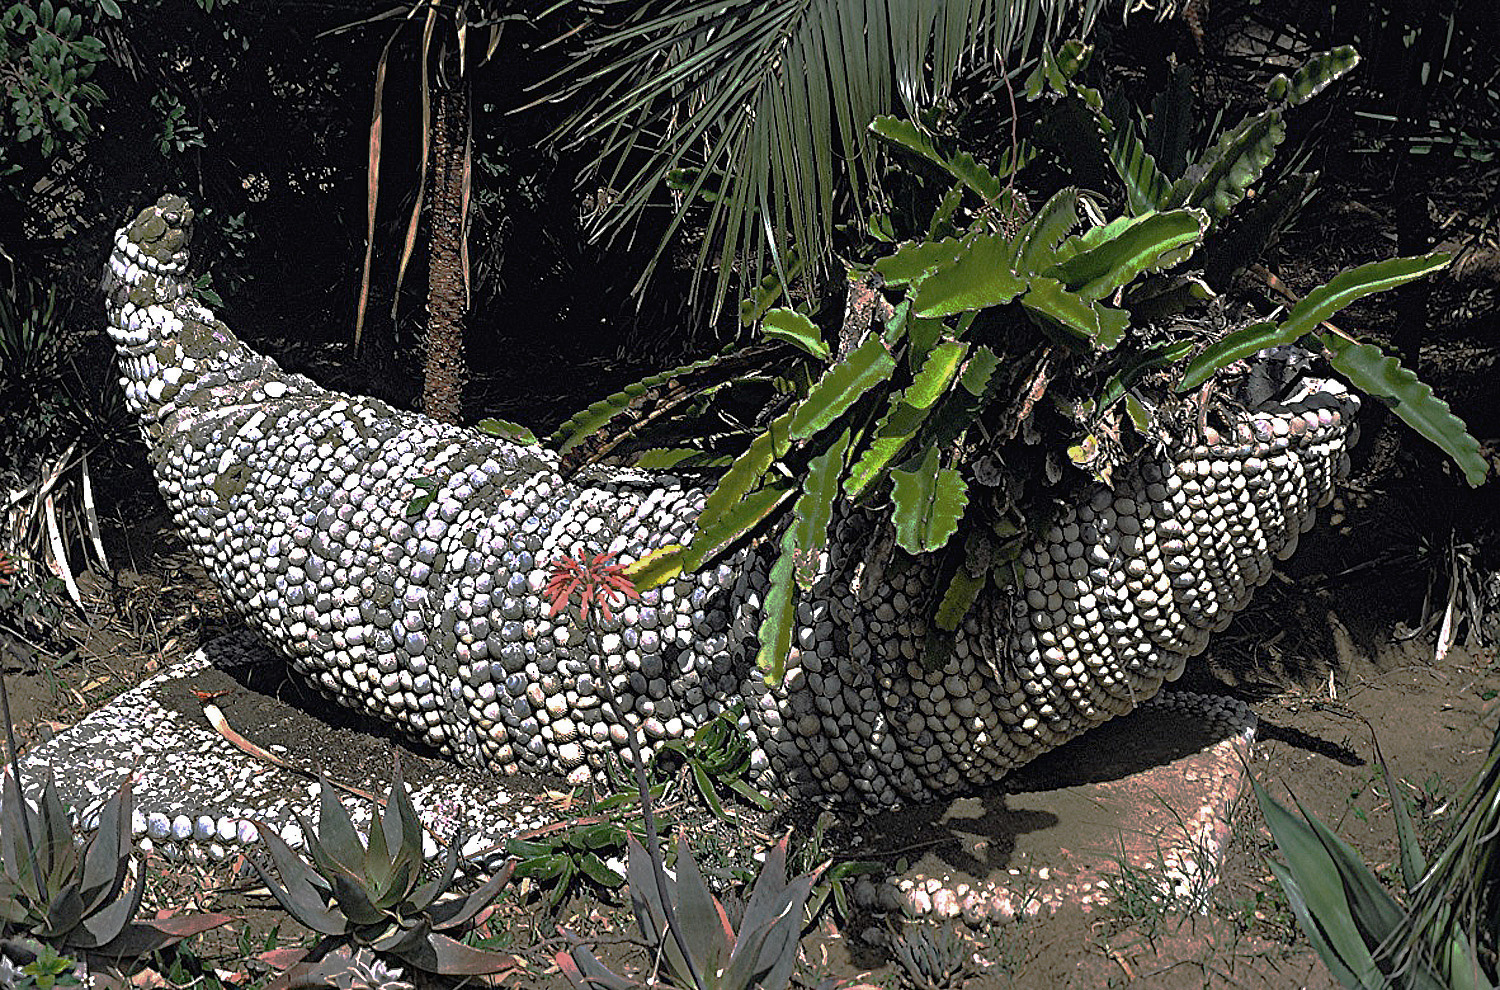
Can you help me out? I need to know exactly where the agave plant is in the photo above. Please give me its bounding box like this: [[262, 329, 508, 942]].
[[1257, 722, 1499, 990], [250, 760, 518, 978], [551, 42, 1487, 684], [557, 832, 819, 990], [0, 770, 230, 962]]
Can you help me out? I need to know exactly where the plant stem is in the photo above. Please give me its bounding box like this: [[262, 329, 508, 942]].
[[585, 627, 704, 989]]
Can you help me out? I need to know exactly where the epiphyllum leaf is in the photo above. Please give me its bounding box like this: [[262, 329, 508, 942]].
[[1321, 336, 1488, 488], [1176, 252, 1453, 391], [890, 447, 969, 554], [760, 307, 830, 361], [1043, 209, 1207, 301], [1267, 46, 1360, 107], [911, 231, 1028, 318]]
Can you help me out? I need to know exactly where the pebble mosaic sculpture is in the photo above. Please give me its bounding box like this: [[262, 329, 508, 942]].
[[103, 194, 1359, 807]]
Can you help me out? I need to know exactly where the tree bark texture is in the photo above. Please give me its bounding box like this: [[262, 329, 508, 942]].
[[423, 83, 468, 425]]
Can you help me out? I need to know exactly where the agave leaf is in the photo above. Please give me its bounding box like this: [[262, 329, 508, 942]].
[[41, 882, 85, 940], [1369, 738, 1428, 894], [761, 308, 830, 361], [428, 859, 514, 932], [624, 834, 667, 953], [911, 231, 1028, 318], [890, 448, 969, 554], [326, 870, 386, 928], [387, 761, 424, 866], [934, 567, 986, 632], [723, 870, 820, 990], [406, 834, 460, 913], [787, 336, 896, 441], [1290, 796, 1410, 968], [1322, 335, 1488, 487], [78, 784, 131, 911], [755, 529, 799, 683], [874, 237, 964, 288], [360, 805, 393, 895], [475, 417, 538, 446], [1044, 209, 1206, 301], [558, 944, 636, 990], [789, 430, 852, 590], [1, 770, 39, 896], [372, 917, 430, 955], [844, 342, 967, 500], [1020, 277, 1129, 349], [1268, 46, 1360, 107], [1175, 320, 1282, 391], [670, 834, 732, 979], [249, 824, 347, 936], [89, 911, 235, 959], [310, 778, 365, 879], [737, 837, 790, 938], [1164, 110, 1285, 219], [1265, 858, 1368, 990], [393, 931, 520, 977], [1256, 780, 1386, 988], [1014, 186, 1080, 274], [68, 869, 140, 948], [37, 773, 74, 881]]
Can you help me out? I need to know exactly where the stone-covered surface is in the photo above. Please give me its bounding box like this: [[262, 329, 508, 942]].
[[857, 693, 1256, 924], [9, 631, 538, 869], [100, 194, 1360, 806]]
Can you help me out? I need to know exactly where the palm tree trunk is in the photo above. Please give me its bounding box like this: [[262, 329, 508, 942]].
[[423, 82, 468, 424]]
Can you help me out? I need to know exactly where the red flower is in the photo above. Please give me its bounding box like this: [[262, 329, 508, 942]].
[[543, 551, 640, 626], [0, 551, 16, 588]]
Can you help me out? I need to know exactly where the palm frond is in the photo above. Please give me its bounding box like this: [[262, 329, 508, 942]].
[[545, 0, 1105, 315]]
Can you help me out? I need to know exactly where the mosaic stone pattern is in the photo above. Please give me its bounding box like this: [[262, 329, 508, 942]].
[[102, 194, 1358, 806]]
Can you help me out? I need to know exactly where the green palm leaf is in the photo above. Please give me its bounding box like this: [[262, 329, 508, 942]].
[[548, 0, 1105, 312]]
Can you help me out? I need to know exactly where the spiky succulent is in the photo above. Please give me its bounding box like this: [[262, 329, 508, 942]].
[[886, 923, 974, 990], [250, 761, 515, 975], [558, 833, 818, 990], [0, 771, 228, 959]]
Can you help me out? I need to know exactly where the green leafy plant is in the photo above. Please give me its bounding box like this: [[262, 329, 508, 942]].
[[249, 763, 518, 978], [505, 819, 628, 911], [884, 922, 974, 990], [0, 770, 231, 961], [552, 41, 1487, 684], [651, 705, 775, 823], [1256, 723, 1499, 989], [557, 832, 819, 990]]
